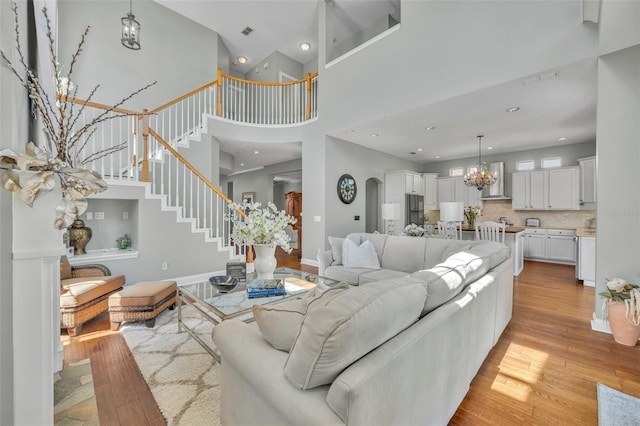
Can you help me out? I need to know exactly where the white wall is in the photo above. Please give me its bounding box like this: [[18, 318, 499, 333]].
[[57, 0, 220, 111], [221, 158, 302, 206], [594, 44, 640, 321], [324, 136, 422, 242], [599, 0, 640, 55], [320, 1, 598, 138], [89, 184, 234, 284]]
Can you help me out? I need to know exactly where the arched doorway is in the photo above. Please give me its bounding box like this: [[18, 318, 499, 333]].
[[365, 177, 383, 233]]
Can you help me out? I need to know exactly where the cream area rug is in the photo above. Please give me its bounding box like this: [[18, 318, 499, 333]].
[[121, 306, 221, 425]]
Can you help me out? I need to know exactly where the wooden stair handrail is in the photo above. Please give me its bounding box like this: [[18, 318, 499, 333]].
[[147, 127, 245, 218]]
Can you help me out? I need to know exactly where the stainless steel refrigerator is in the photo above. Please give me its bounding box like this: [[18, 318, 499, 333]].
[[405, 194, 425, 227]]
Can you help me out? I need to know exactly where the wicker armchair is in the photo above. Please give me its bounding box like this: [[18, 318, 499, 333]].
[[60, 256, 125, 336]]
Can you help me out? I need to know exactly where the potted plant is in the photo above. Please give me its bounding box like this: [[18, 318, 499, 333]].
[[230, 202, 296, 279], [116, 234, 131, 250], [600, 277, 640, 346]]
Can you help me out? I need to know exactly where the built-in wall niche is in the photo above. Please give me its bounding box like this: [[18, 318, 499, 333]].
[[77, 198, 139, 252]]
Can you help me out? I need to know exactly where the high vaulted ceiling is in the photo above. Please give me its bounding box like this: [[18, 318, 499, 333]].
[[154, 1, 597, 173]]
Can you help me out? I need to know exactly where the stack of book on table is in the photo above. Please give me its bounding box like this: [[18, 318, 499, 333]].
[[247, 278, 286, 298]]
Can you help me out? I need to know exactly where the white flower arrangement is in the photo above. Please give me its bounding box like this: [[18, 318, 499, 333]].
[[230, 202, 297, 253], [402, 223, 425, 237], [464, 205, 482, 226]]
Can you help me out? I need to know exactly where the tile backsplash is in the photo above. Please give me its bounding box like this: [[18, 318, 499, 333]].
[[426, 199, 596, 229]]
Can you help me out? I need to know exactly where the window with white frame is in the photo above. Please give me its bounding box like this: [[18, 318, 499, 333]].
[[516, 160, 535, 171], [541, 157, 562, 168], [449, 167, 464, 176], [467, 166, 478, 174]]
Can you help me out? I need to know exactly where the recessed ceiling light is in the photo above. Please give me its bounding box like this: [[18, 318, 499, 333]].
[[557, 136, 569, 141], [417, 148, 423, 152], [254, 150, 259, 154], [506, 107, 520, 113], [370, 133, 379, 138], [300, 42, 311, 51], [240, 163, 245, 166], [435, 155, 440, 159], [425, 126, 436, 131], [237, 56, 247, 64], [487, 146, 494, 150]]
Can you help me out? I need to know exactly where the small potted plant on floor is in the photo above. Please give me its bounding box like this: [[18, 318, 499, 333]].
[[600, 277, 640, 346]]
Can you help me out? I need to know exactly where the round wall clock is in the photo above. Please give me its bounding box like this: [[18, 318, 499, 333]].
[[337, 174, 357, 204]]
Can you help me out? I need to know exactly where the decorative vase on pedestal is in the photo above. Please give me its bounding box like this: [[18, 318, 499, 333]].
[[607, 302, 640, 346], [253, 243, 277, 279], [69, 218, 92, 255]]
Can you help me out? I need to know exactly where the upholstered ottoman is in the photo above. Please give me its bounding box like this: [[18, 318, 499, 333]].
[[108, 280, 177, 330]]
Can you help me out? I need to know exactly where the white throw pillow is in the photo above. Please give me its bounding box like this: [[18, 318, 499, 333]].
[[283, 280, 427, 390], [253, 282, 349, 351], [328, 236, 345, 265], [342, 239, 381, 269]]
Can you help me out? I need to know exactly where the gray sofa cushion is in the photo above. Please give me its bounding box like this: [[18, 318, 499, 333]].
[[423, 238, 470, 269], [380, 235, 427, 272], [412, 241, 510, 315], [328, 237, 345, 265], [358, 269, 409, 284], [253, 282, 350, 351], [283, 280, 426, 390]]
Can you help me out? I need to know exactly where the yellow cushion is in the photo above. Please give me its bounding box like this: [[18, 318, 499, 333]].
[[108, 281, 177, 308], [60, 275, 126, 308]]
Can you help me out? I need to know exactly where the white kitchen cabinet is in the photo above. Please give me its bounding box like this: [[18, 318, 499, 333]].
[[523, 229, 547, 259], [512, 168, 579, 210], [578, 236, 596, 286], [523, 228, 576, 265], [437, 176, 482, 207], [423, 173, 439, 209], [579, 156, 596, 205], [548, 168, 580, 210], [405, 172, 424, 195], [512, 171, 548, 210], [546, 229, 577, 263]]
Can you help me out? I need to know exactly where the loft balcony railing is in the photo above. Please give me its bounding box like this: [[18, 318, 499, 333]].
[[62, 68, 318, 260]]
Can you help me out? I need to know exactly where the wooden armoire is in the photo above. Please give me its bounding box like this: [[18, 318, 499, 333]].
[[285, 191, 302, 256]]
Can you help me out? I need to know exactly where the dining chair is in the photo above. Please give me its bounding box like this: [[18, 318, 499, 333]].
[[475, 221, 506, 244], [437, 220, 463, 240]]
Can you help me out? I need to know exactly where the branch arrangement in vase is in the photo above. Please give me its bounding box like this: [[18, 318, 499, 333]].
[[0, 3, 156, 229]]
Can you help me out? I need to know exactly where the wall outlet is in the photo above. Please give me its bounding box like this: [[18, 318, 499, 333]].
[[94, 212, 105, 220], [86, 212, 93, 220], [161, 261, 168, 270], [123, 211, 129, 220], [354, 215, 360, 221], [313, 216, 321, 223]]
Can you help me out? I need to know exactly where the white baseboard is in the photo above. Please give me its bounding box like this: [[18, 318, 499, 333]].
[[301, 257, 318, 267], [591, 312, 612, 334]]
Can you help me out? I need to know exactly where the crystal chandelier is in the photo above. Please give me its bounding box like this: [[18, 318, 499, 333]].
[[121, 0, 141, 50], [463, 135, 497, 191]]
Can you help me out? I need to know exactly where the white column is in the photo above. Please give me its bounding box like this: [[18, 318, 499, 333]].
[[12, 188, 64, 425]]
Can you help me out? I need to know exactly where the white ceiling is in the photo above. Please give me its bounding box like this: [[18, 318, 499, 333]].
[[154, 1, 597, 173]]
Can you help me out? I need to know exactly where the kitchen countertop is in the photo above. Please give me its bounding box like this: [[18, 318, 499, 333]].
[[459, 226, 526, 234], [576, 227, 597, 237]]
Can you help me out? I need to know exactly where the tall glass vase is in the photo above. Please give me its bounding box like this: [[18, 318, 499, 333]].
[[253, 243, 277, 279]]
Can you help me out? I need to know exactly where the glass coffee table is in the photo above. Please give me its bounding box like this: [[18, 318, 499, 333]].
[[177, 267, 340, 360]]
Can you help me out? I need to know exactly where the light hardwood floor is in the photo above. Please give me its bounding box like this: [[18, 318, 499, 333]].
[[62, 256, 640, 425]]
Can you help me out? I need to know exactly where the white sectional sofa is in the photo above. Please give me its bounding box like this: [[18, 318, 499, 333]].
[[212, 233, 513, 425]]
